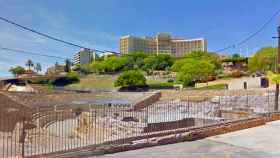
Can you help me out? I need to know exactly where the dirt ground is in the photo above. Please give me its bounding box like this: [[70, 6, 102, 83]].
[[160, 89, 268, 102], [2, 91, 150, 109], [0, 92, 32, 132]]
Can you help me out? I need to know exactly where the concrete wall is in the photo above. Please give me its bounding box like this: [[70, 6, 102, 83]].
[[228, 77, 261, 90]]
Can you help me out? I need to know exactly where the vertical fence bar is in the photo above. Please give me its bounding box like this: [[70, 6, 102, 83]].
[[1, 114, 3, 158], [21, 116, 25, 158], [95, 108, 97, 146]]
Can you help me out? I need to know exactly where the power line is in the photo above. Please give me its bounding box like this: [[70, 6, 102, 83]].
[[215, 8, 280, 53], [0, 16, 119, 54], [0, 46, 67, 60]]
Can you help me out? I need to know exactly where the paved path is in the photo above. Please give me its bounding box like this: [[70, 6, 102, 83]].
[[90, 121, 280, 158]]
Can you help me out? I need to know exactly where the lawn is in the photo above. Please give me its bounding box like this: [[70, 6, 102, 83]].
[[66, 74, 118, 90], [67, 74, 171, 90], [194, 84, 228, 90]]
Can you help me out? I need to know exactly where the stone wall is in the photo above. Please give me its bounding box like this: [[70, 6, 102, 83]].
[[143, 118, 195, 133], [133, 91, 161, 110]]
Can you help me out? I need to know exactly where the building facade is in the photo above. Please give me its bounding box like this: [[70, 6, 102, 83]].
[[120, 33, 207, 57], [73, 48, 95, 65]]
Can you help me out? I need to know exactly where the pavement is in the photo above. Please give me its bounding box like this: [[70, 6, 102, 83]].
[[90, 120, 280, 158]]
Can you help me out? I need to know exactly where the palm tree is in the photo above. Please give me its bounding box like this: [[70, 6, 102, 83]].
[[25, 59, 34, 70], [35, 63, 42, 73]]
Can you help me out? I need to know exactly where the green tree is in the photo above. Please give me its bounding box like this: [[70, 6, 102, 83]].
[[184, 51, 222, 70], [172, 51, 221, 73], [80, 64, 92, 75], [268, 71, 280, 111], [90, 61, 106, 74], [35, 63, 42, 73], [114, 70, 146, 87], [177, 59, 215, 86], [144, 54, 174, 72], [25, 59, 34, 70], [223, 53, 247, 63], [171, 59, 188, 72], [231, 53, 242, 61], [90, 56, 127, 73], [124, 52, 148, 70], [104, 56, 127, 72], [248, 47, 277, 73], [9, 66, 25, 77]]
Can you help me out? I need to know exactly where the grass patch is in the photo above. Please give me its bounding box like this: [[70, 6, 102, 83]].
[[148, 82, 174, 89], [218, 76, 234, 80], [195, 84, 228, 90], [68, 74, 173, 90], [66, 74, 118, 90]]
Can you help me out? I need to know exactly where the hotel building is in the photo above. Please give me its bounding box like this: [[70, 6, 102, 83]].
[[73, 48, 95, 65], [120, 33, 207, 57]]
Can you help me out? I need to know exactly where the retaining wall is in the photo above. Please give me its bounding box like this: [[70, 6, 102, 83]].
[[31, 113, 280, 158], [133, 91, 161, 110]]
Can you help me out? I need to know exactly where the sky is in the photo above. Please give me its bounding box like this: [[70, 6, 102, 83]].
[[0, 0, 280, 77]]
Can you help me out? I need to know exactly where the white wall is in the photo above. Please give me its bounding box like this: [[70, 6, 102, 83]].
[[228, 77, 262, 90]]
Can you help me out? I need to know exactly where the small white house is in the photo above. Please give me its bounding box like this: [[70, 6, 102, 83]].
[[228, 77, 267, 90]]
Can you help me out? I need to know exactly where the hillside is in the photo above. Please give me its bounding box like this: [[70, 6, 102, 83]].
[[66, 74, 118, 90]]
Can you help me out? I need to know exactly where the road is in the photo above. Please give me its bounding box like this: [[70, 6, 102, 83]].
[[90, 121, 280, 158]]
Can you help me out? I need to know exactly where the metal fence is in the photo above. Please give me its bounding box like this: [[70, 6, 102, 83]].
[[0, 91, 277, 158]]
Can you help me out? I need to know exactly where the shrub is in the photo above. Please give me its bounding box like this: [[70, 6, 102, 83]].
[[67, 71, 80, 82], [167, 79, 174, 83], [149, 82, 174, 89], [51, 72, 80, 86], [114, 70, 146, 87]]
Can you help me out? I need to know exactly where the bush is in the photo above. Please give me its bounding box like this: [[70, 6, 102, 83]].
[[67, 71, 80, 82], [26, 77, 49, 84], [114, 70, 146, 88], [51, 72, 80, 86], [149, 82, 174, 89], [167, 79, 174, 83]]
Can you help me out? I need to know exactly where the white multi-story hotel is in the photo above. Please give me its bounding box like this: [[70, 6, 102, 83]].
[[73, 48, 95, 65], [120, 33, 207, 57]]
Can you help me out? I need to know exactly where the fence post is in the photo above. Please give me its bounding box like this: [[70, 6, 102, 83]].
[[20, 117, 26, 158]]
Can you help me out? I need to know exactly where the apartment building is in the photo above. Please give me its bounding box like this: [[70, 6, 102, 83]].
[[73, 48, 95, 65], [120, 33, 207, 57]]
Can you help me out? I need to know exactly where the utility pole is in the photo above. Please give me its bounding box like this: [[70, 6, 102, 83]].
[[273, 25, 280, 111]]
